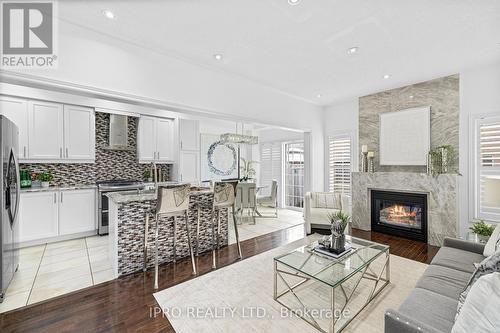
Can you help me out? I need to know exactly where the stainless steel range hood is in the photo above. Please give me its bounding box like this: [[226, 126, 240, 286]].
[[104, 114, 134, 151]]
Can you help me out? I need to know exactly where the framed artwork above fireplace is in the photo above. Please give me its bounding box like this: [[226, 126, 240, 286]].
[[379, 106, 430, 166]]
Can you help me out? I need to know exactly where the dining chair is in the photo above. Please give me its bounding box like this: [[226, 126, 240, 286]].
[[256, 180, 278, 217], [236, 182, 257, 224]]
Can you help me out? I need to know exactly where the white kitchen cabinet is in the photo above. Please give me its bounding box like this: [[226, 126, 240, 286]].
[[59, 189, 96, 235], [28, 100, 64, 160], [137, 116, 175, 163], [63, 105, 95, 161], [177, 118, 200, 184], [137, 116, 156, 162], [19, 191, 59, 242], [179, 118, 199, 151], [0, 96, 29, 159], [179, 150, 200, 184], [156, 118, 174, 162]]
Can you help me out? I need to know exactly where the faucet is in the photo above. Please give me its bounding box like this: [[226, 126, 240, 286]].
[[151, 161, 158, 185]]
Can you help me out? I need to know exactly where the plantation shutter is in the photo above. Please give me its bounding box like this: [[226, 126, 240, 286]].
[[477, 121, 500, 221], [328, 136, 352, 194], [260, 142, 282, 204]]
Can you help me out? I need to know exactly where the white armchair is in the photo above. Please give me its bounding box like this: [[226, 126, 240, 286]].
[[304, 192, 351, 234]]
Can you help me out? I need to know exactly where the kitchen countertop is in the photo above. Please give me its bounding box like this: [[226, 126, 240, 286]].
[[20, 184, 97, 193], [106, 187, 212, 204]]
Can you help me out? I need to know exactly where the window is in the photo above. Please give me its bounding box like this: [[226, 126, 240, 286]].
[[284, 141, 304, 209], [475, 118, 500, 222], [328, 136, 352, 194]]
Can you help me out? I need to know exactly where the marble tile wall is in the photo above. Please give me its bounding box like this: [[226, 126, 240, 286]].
[[20, 112, 171, 185], [351, 172, 458, 246], [359, 74, 459, 173]]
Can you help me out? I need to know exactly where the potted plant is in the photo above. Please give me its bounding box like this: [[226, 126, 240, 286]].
[[239, 158, 258, 182], [469, 220, 495, 243], [37, 172, 53, 188], [143, 169, 153, 182], [324, 211, 351, 254]]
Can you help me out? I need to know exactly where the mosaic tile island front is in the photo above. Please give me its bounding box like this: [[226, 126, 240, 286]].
[[107, 188, 229, 277]]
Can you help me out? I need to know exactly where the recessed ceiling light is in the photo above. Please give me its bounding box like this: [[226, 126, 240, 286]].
[[213, 54, 223, 61], [383, 74, 391, 79], [347, 47, 359, 55], [288, 0, 301, 5], [316, 94, 322, 98], [409, 95, 414, 99], [102, 10, 115, 20]]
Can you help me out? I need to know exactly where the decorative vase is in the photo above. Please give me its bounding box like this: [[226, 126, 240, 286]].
[[368, 156, 375, 173], [331, 233, 346, 254], [41, 181, 50, 188], [477, 234, 490, 244], [440, 147, 448, 173]]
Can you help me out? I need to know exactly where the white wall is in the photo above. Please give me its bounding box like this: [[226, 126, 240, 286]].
[[1, 19, 324, 192], [258, 128, 303, 143], [459, 61, 500, 235], [323, 98, 359, 191]]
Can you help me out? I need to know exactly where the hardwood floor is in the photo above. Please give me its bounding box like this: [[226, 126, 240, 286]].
[[0, 226, 439, 333]]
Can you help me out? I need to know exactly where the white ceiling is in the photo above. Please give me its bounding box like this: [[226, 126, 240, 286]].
[[58, 0, 500, 106]]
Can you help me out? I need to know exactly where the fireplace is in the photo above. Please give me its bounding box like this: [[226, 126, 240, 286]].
[[371, 190, 428, 242]]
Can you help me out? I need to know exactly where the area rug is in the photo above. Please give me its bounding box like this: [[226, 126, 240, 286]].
[[154, 236, 428, 333]]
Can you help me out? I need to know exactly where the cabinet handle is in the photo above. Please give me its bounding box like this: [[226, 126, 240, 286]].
[[157, 151, 160, 159], [180, 141, 183, 150], [60, 148, 62, 158], [54, 193, 56, 203], [66, 148, 68, 158], [23, 146, 26, 158], [61, 192, 63, 203]]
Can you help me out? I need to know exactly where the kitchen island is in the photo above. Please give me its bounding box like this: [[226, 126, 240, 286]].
[[106, 187, 228, 277]]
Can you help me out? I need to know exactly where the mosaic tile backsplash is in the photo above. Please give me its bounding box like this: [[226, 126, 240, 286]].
[[20, 112, 171, 186]]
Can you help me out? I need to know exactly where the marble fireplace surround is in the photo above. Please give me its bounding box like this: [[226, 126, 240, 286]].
[[352, 172, 458, 246]]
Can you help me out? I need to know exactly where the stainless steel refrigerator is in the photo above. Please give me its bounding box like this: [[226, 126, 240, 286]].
[[0, 116, 20, 303]]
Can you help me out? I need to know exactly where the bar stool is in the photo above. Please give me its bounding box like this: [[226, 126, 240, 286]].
[[145, 184, 196, 290], [212, 181, 242, 269]]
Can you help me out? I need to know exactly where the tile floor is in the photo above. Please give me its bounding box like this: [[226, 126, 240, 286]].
[[0, 235, 113, 314], [229, 207, 304, 244], [0, 208, 304, 314]]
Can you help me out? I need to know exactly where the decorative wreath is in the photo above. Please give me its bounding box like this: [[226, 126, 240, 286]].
[[207, 140, 237, 176]]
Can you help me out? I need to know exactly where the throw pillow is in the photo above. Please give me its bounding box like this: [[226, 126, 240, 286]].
[[483, 224, 500, 257], [456, 249, 500, 318], [452, 272, 500, 333]]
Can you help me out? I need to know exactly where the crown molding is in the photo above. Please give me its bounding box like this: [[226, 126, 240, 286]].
[[0, 70, 309, 132]]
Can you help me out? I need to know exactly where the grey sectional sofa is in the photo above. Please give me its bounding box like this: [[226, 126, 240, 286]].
[[385, 237, 486, 333]]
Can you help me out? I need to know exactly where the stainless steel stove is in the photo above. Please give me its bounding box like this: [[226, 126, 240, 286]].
[[97, 180, 144, 235]]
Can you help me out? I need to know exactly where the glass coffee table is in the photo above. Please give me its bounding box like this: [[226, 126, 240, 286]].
[[273, 236, 390, 333]]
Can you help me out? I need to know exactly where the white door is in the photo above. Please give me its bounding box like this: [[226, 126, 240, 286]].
[[28, 100, 64, 160], [64, 105, 95, 161], [179, 118, 199, 151], [137, 116, 156, 162], [156, 118, 174, 162], [0, 96, 29, 159], [179, 150, 200, 184], [19, 191, 59, 242], [59, 189, 96, 235]]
